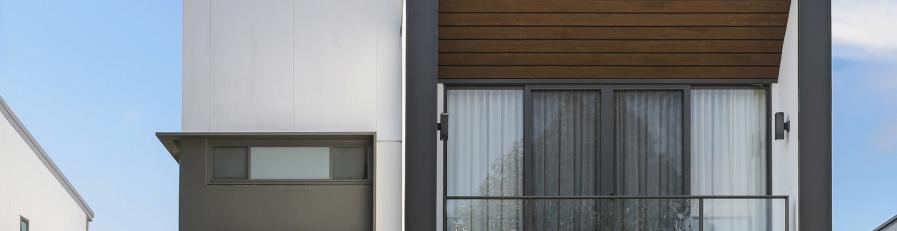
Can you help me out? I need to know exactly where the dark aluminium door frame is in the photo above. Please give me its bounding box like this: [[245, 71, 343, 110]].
[[407, 1, 831, 231]]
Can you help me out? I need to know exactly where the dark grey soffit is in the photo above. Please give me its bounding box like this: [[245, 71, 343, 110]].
[[156, 132, 377, 162], [0, 95, 95, 220]]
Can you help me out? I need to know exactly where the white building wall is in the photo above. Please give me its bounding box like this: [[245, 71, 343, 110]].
[[182, 0, 404, 230], [0, 112, 89, 231], [771, 0, 800, 230]]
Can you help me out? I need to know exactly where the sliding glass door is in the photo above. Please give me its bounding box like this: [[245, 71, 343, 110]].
[[444, 85, 771, 231]]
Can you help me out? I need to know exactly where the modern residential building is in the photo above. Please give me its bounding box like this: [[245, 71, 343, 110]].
[[161, 0, 830, 230], [1, 96, 94, 231]]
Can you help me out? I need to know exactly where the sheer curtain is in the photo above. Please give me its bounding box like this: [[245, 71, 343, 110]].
[[615, 90, 690, 230], [446, 89, 523, 231], [691, 89, 767, 231], [529, 90, 602, 231]]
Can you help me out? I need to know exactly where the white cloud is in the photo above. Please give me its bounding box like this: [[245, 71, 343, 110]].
[[832, 0, 897, 59]]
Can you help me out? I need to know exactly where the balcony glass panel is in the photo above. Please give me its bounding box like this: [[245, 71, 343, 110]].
[[446, 197, 786, 231]]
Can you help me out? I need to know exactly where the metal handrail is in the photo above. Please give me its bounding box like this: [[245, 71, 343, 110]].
[[446, 195, 788, 200], [445, 195, 790, 231]]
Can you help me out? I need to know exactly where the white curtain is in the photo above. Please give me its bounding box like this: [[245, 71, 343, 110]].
[[691, 89, 767, 231], [616, 90, 690, 230], [446, 89, 523, 231]]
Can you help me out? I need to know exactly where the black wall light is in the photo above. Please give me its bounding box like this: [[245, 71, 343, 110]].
[[775, 112, 790, 140], [438, 113, 449, 141]]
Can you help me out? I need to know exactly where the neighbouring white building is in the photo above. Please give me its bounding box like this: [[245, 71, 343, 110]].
[[0, 96, 94, 231]]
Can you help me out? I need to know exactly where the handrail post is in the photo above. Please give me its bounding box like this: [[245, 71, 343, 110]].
[[785, 197, 790, 231], [698, 197, 704, 231]]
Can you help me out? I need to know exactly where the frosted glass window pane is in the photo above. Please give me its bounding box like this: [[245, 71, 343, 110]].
[[691, 89, 767, 231], [447, 89, 523, 197], [446, 89, 524, 231], [690, 89, 767, 196], [250, 147, 330, 179]]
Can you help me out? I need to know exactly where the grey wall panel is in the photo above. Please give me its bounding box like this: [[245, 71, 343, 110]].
[[180, 138, 373, 231], [180, 138, 212, 231], [798, 0, 832, 230], [405, 0, 439, 228]]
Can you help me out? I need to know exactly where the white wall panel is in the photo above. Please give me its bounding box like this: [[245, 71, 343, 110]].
[[210, 0, 294, 131], [182, 0, 211, 131], [186, 0, 403, 134], [293, 0, 377, 132], [771, 1, 799, 230], [373, 0, 404, 141]]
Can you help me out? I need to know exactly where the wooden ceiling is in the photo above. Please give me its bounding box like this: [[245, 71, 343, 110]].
[[437, 0, 792, 79]]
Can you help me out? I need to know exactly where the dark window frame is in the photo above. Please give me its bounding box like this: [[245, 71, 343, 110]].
[[206, 137, 374, 185], [442, 83, 772, 230]]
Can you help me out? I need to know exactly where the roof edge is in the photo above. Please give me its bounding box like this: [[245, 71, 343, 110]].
[[0, 96, 94, 220], [875, 214, 897, 231], [156, 131, 379, 163]]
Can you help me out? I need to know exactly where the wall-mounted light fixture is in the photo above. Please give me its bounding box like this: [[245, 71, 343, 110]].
[[775, 112, 790, 140], [438, 113, 449, 141]]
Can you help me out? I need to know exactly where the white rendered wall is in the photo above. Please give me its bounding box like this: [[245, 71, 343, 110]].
[[182, 0, 404, 230], [771, 0, 799, 230], [0, 114, 88, 231]]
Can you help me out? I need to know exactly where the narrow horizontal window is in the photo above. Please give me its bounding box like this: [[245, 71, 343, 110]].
[[210, 140, 370, 182]]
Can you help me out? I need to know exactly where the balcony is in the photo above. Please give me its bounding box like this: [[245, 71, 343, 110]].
[[446, 195, 788, 231]]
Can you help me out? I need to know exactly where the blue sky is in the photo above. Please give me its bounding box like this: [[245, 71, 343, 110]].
[[0, 0, 181, 230], [0, 0, 895, 230]]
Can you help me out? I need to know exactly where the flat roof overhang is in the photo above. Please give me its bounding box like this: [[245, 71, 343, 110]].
[[156, 132, 377, 162]]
